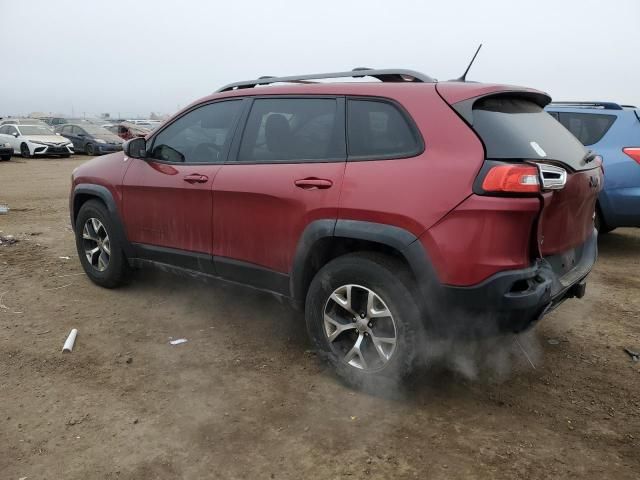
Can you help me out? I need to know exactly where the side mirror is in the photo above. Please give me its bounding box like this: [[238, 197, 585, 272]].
[[124, 137, 147, 159], [12, 132, 18, 138], [78, 133, 86, 137]]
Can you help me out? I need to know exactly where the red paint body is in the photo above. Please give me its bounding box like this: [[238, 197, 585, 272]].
[[71, 80, 601, 287]]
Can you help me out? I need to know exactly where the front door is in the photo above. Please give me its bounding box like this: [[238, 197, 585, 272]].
[[212, 97, 346, 289], [122, 99, 244, 265]]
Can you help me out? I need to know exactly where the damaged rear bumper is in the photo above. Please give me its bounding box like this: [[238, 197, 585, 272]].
[[440, 228, 598, 335]]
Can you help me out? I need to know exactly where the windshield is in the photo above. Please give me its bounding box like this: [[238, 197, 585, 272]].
[[19, 125, 54, 135], [82, 125, 115, 136]]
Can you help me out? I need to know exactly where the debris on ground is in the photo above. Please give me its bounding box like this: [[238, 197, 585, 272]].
[[0, 204, 8, 214], [59, 256, 71, 260], [0, 234, 17, 246], [62, 328, 78, 353], [623, 347, 639, 362], [169, 338, 188, 346]]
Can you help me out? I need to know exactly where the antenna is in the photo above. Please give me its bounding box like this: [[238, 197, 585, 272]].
[[454, 44, 482, 82]]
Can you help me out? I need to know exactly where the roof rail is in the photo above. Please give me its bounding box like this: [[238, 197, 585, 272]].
[[216, 68, 435, 92], [549, 101, 623, 110], [621, 104, 638, 109]]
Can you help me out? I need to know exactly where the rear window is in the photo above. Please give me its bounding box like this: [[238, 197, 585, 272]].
[[347, 99, 421, 159], [556, 112, 616, 146], [472, 97, 588, 170]]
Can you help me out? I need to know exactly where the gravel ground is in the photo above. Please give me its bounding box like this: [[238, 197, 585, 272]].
[[1, 156, 639, 479]]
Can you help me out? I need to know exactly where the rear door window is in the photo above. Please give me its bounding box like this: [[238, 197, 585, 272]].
[[556, 112, 616, 146], [237, 98, 344, 162], [471, 97, 589, 170], [347, 99, 421, 159]]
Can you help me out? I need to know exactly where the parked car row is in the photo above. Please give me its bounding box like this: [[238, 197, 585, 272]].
[[0, 117, 156, 159]]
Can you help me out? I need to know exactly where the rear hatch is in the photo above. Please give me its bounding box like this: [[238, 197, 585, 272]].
[[438, 85, 603, 259]]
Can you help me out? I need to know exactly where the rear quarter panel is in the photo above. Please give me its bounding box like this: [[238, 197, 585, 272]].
[[339, 85, 484, 237]]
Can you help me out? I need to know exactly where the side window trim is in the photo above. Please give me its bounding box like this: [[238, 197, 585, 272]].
[[147, 98, 248, 165], [227, 95, 347, 164], [346, 96, 425, 162]]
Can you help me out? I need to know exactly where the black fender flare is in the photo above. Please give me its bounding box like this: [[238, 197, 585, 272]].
[[290, 219, 441, 308], [71, 184, 132, 257]]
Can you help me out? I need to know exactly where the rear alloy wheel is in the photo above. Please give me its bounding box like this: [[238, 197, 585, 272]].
[[306, 253, 420, 387], [85, 143, 95, 156], [323, 284, 398, 371], [20, 143, 31, 158]]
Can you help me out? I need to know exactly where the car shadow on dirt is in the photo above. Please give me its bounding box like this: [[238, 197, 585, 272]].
[[597, 228, 640, 257]]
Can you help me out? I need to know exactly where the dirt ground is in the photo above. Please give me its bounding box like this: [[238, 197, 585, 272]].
[[0, 156, 639, 479]]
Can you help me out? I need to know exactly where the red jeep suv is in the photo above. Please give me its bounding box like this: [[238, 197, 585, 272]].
[[70, 69, 602, 383]]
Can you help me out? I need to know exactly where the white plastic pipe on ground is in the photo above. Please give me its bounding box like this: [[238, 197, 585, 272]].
[[62, 328, 78, 353]]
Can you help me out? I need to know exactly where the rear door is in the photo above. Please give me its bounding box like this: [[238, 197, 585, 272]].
[[121, 99, 244, 264], [212, 96, 346, 290], [468, 95, 603, 256]]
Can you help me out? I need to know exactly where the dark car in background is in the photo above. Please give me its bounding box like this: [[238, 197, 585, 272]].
[[56, 123, 123, 155]]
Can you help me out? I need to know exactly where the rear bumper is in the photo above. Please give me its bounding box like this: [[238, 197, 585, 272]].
[[440, 228, 598, 335]]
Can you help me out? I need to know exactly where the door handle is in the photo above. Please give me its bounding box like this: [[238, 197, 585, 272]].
[[294, 178, 333, 190], [183, 174, 209, 184]]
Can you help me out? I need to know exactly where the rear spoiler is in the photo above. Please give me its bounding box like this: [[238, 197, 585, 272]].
[[448, 90, 552, 126]]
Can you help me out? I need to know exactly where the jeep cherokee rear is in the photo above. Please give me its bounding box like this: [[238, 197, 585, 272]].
[[69, 69, 602, 384]]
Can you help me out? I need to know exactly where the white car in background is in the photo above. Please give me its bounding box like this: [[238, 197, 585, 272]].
[[0, 123, 74, 158]]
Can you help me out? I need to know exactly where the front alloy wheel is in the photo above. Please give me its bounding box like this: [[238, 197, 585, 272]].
[[82, 217, 111, 271], [323, 284, 398, 371]]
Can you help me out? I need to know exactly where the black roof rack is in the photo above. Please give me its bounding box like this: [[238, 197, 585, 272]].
[[216, 68, 435, 92], [621, 104, 638, 109], [549, 101, 623, 110]]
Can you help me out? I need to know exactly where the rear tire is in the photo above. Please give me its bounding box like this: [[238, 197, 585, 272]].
[[0, 155, 10, 161], [75, 199, 130, 288], [305, 252, 421, 388]]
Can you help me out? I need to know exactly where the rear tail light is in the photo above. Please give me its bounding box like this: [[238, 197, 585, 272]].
[[482, 165, 540, 193], [479, 162, 568, 195], [623, 147, 640, 165]]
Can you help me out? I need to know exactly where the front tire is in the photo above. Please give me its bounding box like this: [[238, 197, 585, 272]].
[[20, 143, 31, 158], [85, 143, 95, 156], [305, 252, 421, 387], [75, 199, 130, 288]]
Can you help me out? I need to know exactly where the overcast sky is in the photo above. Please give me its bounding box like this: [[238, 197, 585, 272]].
[[1, 0, 639, 118]]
